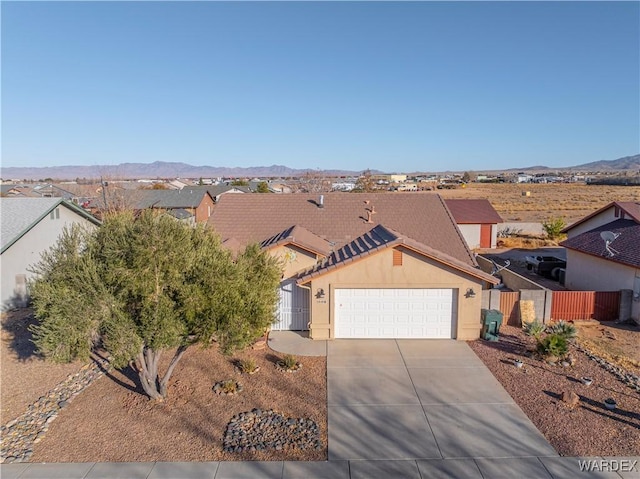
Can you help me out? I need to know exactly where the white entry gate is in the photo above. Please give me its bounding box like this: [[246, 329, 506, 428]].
[[272, 279, 310, 331]]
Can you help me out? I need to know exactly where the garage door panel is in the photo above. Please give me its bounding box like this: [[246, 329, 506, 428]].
[[335, 288, 456, 339]]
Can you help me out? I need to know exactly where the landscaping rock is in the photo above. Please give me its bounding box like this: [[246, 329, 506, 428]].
[[0, 356, 110, 464], [561, 391, 579, 407], [223, 409, 321, 453]]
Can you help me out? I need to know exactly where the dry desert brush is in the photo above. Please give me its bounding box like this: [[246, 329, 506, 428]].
[[29, 210, 282, 400]]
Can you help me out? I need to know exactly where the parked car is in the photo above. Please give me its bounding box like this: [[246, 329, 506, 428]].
[[524, 255, 567, 279]]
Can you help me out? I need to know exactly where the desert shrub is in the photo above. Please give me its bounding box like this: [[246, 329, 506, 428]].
[[279, 354, 299, 371], [523, 320, 546, 339], [547, 320, 577, 340], [542, 217, 566, 241], [536, 333, 568, 359], [221, 379, 239, 394], [238, 357, 259, 374]]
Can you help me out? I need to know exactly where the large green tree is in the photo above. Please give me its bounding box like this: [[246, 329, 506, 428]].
[[29, 210, 281, 400]]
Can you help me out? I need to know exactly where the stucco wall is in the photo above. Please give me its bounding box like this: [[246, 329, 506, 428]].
[[270, 244, 319, 279], [565, 250, 640, 320], [458, 224, 498, 249], [566, 208, 617, 238], [305, 246, 486, 341], [458, 224, 481, 250], [1, 206, 97, 309]]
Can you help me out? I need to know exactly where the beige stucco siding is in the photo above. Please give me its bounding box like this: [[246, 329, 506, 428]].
[[1, 206, 97, 308], [567, 209, 618, 238], [306, 247, 485, 340], [270, 244, 319, 279], [565, 250, 640, 321]]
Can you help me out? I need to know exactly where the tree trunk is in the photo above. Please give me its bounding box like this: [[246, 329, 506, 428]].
[[135, 350, 163, 400], [134, 345, 189, 400], [159, 345, 188, 398]]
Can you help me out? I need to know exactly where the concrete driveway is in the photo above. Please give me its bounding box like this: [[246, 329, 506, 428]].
[[327, 339, 557, 461]]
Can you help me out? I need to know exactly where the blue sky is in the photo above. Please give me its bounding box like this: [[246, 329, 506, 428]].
[[2, 1, 639, 173]]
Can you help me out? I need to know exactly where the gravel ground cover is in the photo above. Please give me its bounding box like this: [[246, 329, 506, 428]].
[[25, 343, 327, 462], [1, 310, 85, 424], [468, 325, 640, 457]]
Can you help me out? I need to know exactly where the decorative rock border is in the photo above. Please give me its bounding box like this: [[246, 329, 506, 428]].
[[0, 356, 110, 464], [577, 344, 640, 393], [275, 362, 302, 373], [223, 409, 322, 453]]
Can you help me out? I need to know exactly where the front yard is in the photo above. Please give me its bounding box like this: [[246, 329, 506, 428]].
[[469, 324, 639, 457], [1, 310, 327, 463]]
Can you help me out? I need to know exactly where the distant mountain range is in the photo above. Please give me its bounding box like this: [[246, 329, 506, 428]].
[[1, 155, 638, 181]]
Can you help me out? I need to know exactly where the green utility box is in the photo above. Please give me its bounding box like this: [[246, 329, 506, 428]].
[[481, 309, 503, 341]]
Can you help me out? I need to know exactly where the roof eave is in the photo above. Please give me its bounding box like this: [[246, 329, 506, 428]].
[[561, 243, 640, 270], [1, 199, 100, 255]]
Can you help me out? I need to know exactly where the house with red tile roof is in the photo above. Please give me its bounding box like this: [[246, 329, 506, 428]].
[[208, 193, 499, 340], [560, 201, 640, 323], [444, 199, 503, 249]]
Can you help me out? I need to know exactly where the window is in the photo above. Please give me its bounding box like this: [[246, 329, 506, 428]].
[[393, 249, 403, 266], [49, 208, 60, 220]]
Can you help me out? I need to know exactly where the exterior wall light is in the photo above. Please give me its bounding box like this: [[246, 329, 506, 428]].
[[465, 288, 476, 299], [316, 288, 325, 299]]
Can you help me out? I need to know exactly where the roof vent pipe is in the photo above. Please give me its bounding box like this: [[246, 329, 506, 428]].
[[319, 195, 324, 208]]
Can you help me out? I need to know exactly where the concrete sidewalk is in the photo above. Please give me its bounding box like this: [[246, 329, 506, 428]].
[[267, 331, 327, 357], [3, 457, 639, 478]]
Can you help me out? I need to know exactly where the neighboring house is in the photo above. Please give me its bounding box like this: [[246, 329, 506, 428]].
[[560, 201, 640, 323], [187, 185, 251, 202], [0, 198, 101, 309], [444, 199, 503, 249], [90, 189, 215, 223], [209, 193, 499, 340]]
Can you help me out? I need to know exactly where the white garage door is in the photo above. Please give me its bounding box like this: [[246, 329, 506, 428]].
[[334, 288, 456, 339]]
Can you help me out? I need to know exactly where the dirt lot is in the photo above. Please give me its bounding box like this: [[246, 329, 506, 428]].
[[575, 321, 640, 375], [436, 183, 640, 224], [469, 325, 640, 457], [1, 309, 85, 424]]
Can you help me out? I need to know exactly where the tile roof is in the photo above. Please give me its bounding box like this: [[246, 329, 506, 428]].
[[562, 201, 640, 232], [296, 225, 499, 284], [260, 225, 333, 256], [93, 189, 211, 210], [1, 198, 100, 253], [187, 185, 251, 199], [561, 219, 640, 268], [444, 199, 503, 224], [208, 192, 476, 266]]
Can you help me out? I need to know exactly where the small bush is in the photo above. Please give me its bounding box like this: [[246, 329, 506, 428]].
[[536, 333, 568, 359], [542, 217, 566, 241], [238, 357, 259, 374], [279, 354, 299, 371], [547, 320, 577, 340], [220, 379, 239, 394], [523, 320, 546, 339]]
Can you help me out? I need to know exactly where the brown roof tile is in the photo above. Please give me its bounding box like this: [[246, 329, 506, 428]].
[[208, 192, 476, 266], [561, 219, 640, 268], [296, 224, 499, 284], [562, 201, 640, 232], [260, 225, 333, 256], [444, 199, 503, 224]]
